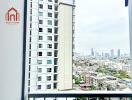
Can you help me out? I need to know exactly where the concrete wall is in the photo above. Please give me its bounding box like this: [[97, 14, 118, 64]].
[[0, 0, 24, 100], [58, 2, 73, 90]]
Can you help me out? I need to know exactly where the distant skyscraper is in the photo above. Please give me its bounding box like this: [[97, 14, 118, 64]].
[[91, 48, 94, 56], [117, 49, 121, 57], [110, 49, 114, 58]]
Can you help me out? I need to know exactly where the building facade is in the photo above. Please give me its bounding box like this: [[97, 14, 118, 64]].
[[25, 0, 75, 95]]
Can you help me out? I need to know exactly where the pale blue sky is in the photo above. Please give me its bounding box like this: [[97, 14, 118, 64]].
[[75, 0, 130, 55]]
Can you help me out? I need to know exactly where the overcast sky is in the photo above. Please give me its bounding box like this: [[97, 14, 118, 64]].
[[75, 0, 130, 55]]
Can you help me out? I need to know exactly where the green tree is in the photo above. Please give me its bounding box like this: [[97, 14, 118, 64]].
[[91, 85, 96, 90], [75, 78, 80, 84]]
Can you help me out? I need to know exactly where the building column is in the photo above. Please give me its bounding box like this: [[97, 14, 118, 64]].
[[57, 0, 74, 90], [129, 0, 132, 87]]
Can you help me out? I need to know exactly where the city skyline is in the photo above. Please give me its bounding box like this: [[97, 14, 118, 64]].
[[76, 48, 129, 56], [90, 48, 127, 56], [75, 0, 130, 55]]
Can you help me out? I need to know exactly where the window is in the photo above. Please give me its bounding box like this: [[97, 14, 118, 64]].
[[54, 28, 58, 34], [72, 44, 75, 49], [54, 20, 58, 26], [29, 65, 31, 71], [29, 44, 31, 49], [47, 68, 52, 72], [38, 68, 42, 72], [37, 60, 42, 64], [53, 83, 57, 89], [30, 30, 32, 35], [48, 12, 52, 17], [30, 9, 32, 14], [29, 23, 32, 28], [54, 74, 57, 81], [47, 60, 52, 64], [38, 76, 42, 81], [47, 52, 52, 56], [30, 2, 32, 8], [28, 80, 30, 86], [46, 84, 51, 89], [39, 28, 43, 32], [54, 13, 58, 18], [38, 52, 42, 56], [54, 35, 58, 42], [29, 58, 31, 64], [39, 12, 43, 16], [47, 36, 52, 41], [48, 28, 52, 33], [54, 43, 58, 49], [48, 20, 52, 25], [48, 5, 52, 10], [39, 4, 43, 9], [29, 51, 31, 57], [28, 87, 30, 92], [54, 50, 58, 57], [39, 20, 43, 24], [28, 73, 30, 79], [37, 85, 41, 89], [39, 36, 43, 40], [38, 44, 43, 48], [54, 6, 58, 11], [55, 0, 58, 3], [47, 76, 51, 81], [54, 58, 58, 65], [54, 66, 58, 73], [30, 16, 32, 22], [47, 44, 52, 48]]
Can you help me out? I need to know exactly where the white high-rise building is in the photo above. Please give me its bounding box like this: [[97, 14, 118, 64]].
[[117, 49, 121, 57], [110, 49, 114, 58], [25, 0, 75, 95]]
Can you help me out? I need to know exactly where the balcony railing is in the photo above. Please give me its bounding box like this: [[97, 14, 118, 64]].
[[28, 93, 132, 100]]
